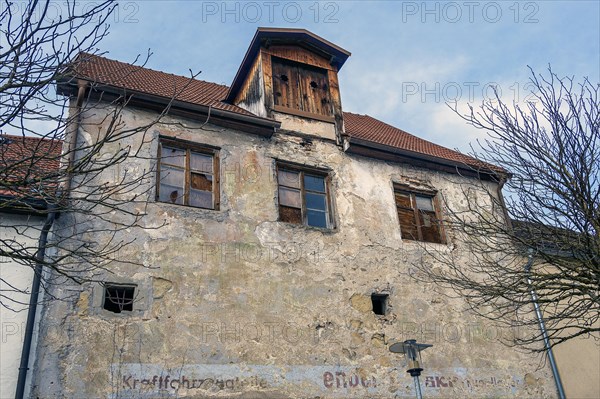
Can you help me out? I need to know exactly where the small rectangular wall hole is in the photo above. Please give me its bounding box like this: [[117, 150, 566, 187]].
[[103, 284, 135, 313], [371, 294, 388, 315]]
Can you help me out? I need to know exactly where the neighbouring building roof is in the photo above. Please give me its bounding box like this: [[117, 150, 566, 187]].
[[62, 52, 502, 175], [0, 134, 62, 205]]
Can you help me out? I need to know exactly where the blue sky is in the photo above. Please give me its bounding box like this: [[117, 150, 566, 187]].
[[39, 1, 600, 152]]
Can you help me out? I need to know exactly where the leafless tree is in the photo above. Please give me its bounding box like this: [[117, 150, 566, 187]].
[[0, 0, 196, 309], [417, 67, 599, 351]]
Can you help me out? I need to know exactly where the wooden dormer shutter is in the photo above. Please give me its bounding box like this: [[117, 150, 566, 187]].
[[272, 57, 332, 118]]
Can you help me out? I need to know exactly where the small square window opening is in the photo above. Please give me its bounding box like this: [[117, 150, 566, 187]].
[[103, 285, 135, 314], [371, 293, 388, 316]]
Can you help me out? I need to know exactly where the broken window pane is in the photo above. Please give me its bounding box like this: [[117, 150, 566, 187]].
[[191, 172, 212, 191], [394, 192, 412, 209], [158, 141, 218, 209], [419, 211, 442, 243], [397, 208, 418, 240], [279, 205, 302, 224], [159, 184, 184, 205], [159, 165, 184, 205]]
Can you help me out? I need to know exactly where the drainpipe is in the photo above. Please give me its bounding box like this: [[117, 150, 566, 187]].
[[15, 206, 56, 399], [64, 79, 88, 195], [500, 176, 565, 398], [496, 174, 513, 230], [15, 79, 87, 399], [525, 251, 566, 399]]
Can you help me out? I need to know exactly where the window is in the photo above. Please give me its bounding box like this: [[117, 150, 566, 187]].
[[103, 284, 135, 314], [394, 186, 444, 243], [277, 164, 333, 229], [272, 57, 332, 118], [157, 139, 219, 209], [371, 294, 388, 316]]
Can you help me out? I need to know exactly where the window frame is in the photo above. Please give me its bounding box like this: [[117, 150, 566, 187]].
[[394, 184, 445, 244], [276, 162, 335, 229], [156, 138, 220, 210]]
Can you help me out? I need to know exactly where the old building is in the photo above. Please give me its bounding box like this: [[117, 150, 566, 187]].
[[0, 135, 61, 398], [28, 28, 562, 398]]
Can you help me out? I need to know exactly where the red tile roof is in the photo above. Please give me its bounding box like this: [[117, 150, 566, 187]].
[[343, 112, 501, 172], [73, 53, 254, 116], [68, 53, 500, 173], [0, 134, 62, 199]]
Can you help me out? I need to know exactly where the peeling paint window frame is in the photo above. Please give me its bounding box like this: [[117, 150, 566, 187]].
[[394, 184, 445, 244], [276, 163, 334, 229], [156, 138, 220, 210]]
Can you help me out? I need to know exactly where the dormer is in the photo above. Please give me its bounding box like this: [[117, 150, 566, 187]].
[[226, 28, 351, 143]]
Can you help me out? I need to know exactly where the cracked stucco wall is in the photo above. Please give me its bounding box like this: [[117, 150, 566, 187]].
[[30, 103, 556, 398]]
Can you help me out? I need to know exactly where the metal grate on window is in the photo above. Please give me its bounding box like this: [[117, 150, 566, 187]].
[[103, 284, 135, 314]]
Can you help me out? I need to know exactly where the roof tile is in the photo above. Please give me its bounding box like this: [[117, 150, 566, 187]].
[[70, 53, 499, 172], [74, 53, 254, 115], [343, 112, 500, 171], [0, 135, 62, 198]]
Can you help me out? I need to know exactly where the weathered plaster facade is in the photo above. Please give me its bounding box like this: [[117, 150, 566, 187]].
[[30, 29, 558, 398], [31, 106, 555, 399]]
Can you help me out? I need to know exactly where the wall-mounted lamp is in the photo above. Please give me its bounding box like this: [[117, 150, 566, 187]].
[[389, 339, 432, 399]]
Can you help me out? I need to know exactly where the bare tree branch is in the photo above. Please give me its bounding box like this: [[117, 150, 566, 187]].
[[414, 66, 599, 352], [0, 0, 200, 308]]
